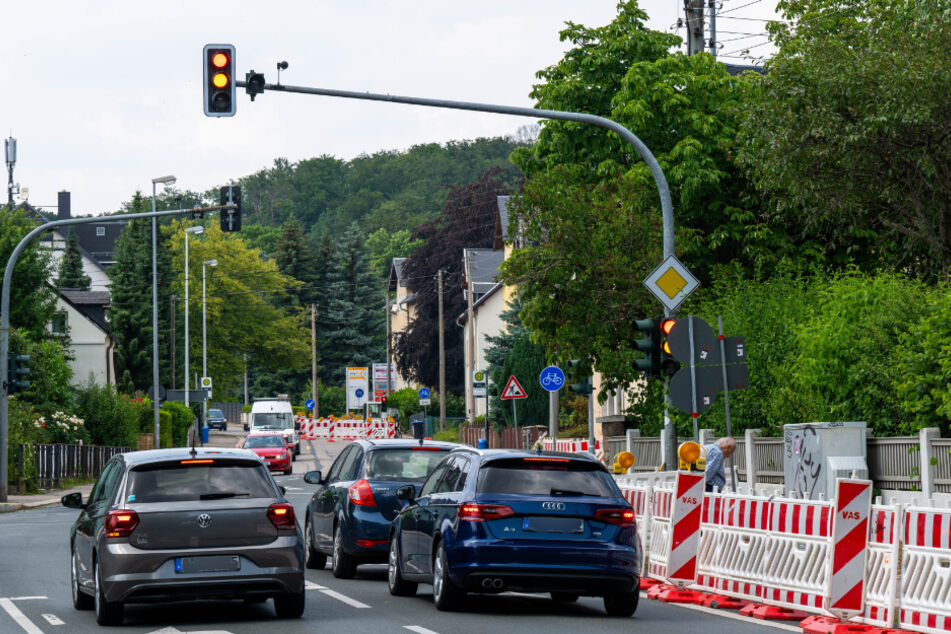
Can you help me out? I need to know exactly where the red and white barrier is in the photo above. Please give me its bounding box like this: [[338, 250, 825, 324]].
[[825, 479, 873, 618], [296, 416, 396, 442], [852, 500, 902, 628], [620, 483, 652, 577], [899, 505, 951, 633], [540, 437, 601, 454], [645, 480, 673, 580]]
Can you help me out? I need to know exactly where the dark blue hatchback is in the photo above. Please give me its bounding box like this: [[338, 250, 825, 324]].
[[387, 448, 642, 616], [302, 439, 460, 578]]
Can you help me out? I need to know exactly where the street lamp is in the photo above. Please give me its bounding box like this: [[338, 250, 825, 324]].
[[202, 259, 218, 435], [184, 225, 204, 443], [151, 175, 176, 449]]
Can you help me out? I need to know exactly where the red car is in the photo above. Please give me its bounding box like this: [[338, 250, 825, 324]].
[[242, 433, 293, 475]]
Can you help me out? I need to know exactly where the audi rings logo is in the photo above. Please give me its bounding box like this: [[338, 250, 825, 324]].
[[197, 513, 212, 528], [541, 502, 566, 511]]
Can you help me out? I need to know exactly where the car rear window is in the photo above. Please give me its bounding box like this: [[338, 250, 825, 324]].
[[245, 436, 285, 448], [126, 460, 276, 503], [364, 448, 449, 481], [209, 409, 224, 417], [477, 458, 617, 497]]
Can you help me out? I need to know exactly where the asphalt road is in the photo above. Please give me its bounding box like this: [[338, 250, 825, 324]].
[[0, 437, 794, 634]]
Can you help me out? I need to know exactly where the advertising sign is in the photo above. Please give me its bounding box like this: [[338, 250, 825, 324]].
[[373, 363, 396, 402], [346, 367, 369, 411]]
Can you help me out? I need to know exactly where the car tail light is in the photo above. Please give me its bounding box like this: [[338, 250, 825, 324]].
[[356, 539, 389, 547], [411, 446, 444, 451], [594, 508, 636, 527], [348, 479, 377, 507], [457, 503, 515, 521], [523, 457, 571, 462], [267, 503, 296, 529], [105, 510, 139, 537], [180, 459, 214, 464]]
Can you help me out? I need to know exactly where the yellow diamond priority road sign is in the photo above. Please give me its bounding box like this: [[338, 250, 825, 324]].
[[643, 255, 699, 311]]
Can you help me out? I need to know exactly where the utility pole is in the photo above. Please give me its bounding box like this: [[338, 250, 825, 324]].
[[685, 0, 706, 55], [437, 269, 446, 431], [170, 294, 176, 390], [384, 289, 391, 399], [708, 0, 717, 56], [466, 251, 475, 426], [311, 303, 318, 418]]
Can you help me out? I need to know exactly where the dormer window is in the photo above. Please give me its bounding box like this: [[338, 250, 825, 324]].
[[96, 226, 105, 237]]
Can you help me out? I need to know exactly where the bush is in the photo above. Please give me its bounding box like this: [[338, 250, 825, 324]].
[[73, 382, 140, 448], [161, 402, 193, 447]]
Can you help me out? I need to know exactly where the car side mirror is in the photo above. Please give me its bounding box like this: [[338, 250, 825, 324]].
[[61, 492, 84, 509], [278, 486, 287, 496], [303, 471, 323, 485], [396, 484, 415, 503]]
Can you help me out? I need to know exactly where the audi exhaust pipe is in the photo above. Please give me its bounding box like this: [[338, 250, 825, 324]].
[[481, 578, 504, 590], [482, 578, 493, 588], [492, 578, 504, 589]]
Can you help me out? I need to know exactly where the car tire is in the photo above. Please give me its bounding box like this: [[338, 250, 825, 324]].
[[284, 464, 293, 476], [273, 590, 305, 618], [71, 548, 93, 610], [551, 592, 580, 603], [222, 423, 227, 432], [388, 535, 417, 597], [93, 558, 123, 626], [603, 589, 639, 617], [331, 524, 357, 579], [432, 542, 463, 611], [304, 519, 327, 570]]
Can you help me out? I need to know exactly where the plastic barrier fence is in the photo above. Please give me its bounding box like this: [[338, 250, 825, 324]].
[[852, 501, 902, 628], [899, 505, 951, 633], [620, 483, 652, 577], [646, 479, 673, 580], [296, 416, 396, 441]]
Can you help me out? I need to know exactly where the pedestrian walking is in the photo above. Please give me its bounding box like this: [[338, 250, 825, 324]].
[[704, 437, 736, 493]]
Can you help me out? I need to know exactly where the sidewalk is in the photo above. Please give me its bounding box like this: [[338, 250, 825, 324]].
[[0, 482, 95, 513]]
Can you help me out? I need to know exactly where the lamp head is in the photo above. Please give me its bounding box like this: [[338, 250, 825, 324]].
[[152, 175, 177, 186], [185, 226, 204, 235], [204, 259, 218, 267]]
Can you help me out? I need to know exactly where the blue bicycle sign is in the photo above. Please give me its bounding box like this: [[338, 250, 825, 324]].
[[539, 366, 565, 392]]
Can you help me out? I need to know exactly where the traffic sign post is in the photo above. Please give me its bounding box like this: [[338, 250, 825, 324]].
[[501, 376, 528, 447], [305, 398, 316, 411], [539, 366, 564, 440]]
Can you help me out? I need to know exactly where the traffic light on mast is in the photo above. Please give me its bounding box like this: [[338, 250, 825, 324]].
[[203, 44, 236, 117], [8, 353, 30, 394], [634, 318, 661, 378], [659, 317, 681, 377], [219, 186, 242, 232]]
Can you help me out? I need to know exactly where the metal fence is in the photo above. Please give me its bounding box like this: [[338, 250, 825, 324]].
[[13, 443, 131, 491], [867, 436, 920, 491]]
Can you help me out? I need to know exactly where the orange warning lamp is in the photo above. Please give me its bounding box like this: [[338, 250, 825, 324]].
[[613, 451, 636, 474], [678, 441, 706, 471]]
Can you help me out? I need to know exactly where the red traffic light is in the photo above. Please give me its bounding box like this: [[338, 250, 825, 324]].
[[212, 52, 229, 68], [203, 44, 235, 117]]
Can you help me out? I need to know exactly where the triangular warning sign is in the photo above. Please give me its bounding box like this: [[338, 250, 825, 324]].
[[501, 375, 528, 400]]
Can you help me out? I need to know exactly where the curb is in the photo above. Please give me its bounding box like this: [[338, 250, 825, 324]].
[[0, 503, 24, 513]]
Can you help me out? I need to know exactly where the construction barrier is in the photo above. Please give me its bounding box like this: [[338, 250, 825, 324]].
[[899, 505, 951, 633], [853, 500, 902, 629], [295, 416, 397, 442], [620, 482, 652, 577]]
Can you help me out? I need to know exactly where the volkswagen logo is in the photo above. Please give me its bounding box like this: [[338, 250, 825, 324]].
[[197, 513, 212, 528], [541, 502, 566, 511]]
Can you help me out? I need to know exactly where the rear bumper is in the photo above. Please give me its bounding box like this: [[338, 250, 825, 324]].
[[99, 535, 304, 603], [461, 570, 637, 594], [343, 510, 394, 563]]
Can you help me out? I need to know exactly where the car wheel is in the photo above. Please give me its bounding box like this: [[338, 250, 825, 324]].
[[93, 558, 123, 626], [388, 535, 417, 596], [603, 589, 639, 617], [273, 590, 305, 618], [71, 548, 93, 610], [551, 592, 580, 603], [222, 423, 227, 432], [331, 524, 356, 579], [432, 542, 463, 611], [304, 519, 327, 570], [284, 464, 293, 476]]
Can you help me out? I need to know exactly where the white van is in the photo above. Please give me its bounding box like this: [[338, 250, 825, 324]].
[[249, 398, 300, 457]]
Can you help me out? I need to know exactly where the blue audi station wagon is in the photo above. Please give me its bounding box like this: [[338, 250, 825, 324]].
[[387, 448, 642, 615]]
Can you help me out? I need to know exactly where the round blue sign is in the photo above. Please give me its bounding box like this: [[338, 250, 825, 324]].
[[305, 399, 316, 410], [418, 387, 431, 399], [355, 388, 365, 398], [539, 366, 565, 392]]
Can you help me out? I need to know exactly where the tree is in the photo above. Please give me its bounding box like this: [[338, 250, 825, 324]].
[[0, 207, 57, 340], [274, 219, 316, 307], [739, 0, 951, 279], [365, 228, 423, 278], [317, 222, 384, 384], [56, 231, 91, 290], [393, 169, 513, 394]]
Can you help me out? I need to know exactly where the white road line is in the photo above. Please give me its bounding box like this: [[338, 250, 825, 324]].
[[1, 597, 46, 601], [42, 613, 65, 625], [403, 626, 440, 634], [0, 598, 44, 634], [640, 593, 802, 632], [304, 581, 327, 590], [318, 588, 371, 609]]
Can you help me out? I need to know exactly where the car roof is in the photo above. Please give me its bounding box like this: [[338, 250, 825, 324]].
[[356, 439, 462, 451], [121, 447, 261, 467], [449, 447, 601, 464]]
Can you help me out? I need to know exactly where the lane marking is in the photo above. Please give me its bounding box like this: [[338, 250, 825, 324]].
[[42, 613, 65, 625], [0, 597, 46, 601], [639, 593, 802, 632], [318, 588, 371, 609], [404, 626, 440, 634], [0, 598, 44, 634], [305, 581, 327, 590]]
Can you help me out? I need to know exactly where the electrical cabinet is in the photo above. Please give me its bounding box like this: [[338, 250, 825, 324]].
[[783, 421, 868, 500]]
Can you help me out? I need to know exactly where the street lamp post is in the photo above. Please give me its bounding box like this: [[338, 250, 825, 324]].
[[184, 225, 204, 443], [202, 259, 218, 436], [151, 175, 176, 449]]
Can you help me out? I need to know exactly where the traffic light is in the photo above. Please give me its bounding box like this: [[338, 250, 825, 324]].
[[219, 186, 242, 232], [203, 44, 236, 117], [8, 353, 30, 393], [659, 317, 680, 377], [568, 359, 593, 394], [633, 318, 661, 377], [246, 71, 265, 101]]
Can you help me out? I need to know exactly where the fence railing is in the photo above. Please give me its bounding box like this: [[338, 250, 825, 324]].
[[459, 425, 544, 449], [13, 443, 131, 491]]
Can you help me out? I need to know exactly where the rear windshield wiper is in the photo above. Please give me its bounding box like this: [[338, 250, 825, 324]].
[[550, 488, 596, 497], [199, 491, 251, 500]]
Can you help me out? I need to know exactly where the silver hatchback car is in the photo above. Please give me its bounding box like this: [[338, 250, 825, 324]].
[[62, 447, 305, 625]]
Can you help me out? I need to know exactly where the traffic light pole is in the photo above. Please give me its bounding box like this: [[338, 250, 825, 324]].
[[0, 203, 233, 502], [237, 77, 679, 466]]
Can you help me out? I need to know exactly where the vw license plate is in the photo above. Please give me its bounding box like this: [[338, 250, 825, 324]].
[[523, 516, 584, 534], [175, 555, 240, 573]]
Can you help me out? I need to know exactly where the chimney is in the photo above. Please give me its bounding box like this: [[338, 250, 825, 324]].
[[58, 191, 70, 220]]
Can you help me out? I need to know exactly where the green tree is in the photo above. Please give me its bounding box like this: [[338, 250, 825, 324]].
[[365, 228, 423, 278], [0, 207, 57, 340], [739, 0, 951, 279], [56, 231, 91, 290], [275, 219, 316, 307], [317, 223, 384, 384]]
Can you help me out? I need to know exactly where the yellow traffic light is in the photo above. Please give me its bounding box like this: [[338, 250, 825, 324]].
[[677, 441, 706, 471], [212, 72, 229, 89]]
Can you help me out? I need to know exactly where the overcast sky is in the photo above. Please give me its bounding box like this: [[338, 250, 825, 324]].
[[1, 1, 779, 217]]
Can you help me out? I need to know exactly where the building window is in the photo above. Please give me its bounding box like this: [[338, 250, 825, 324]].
[[96, 226, 105, 237], [51, 312, 68, 335]]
